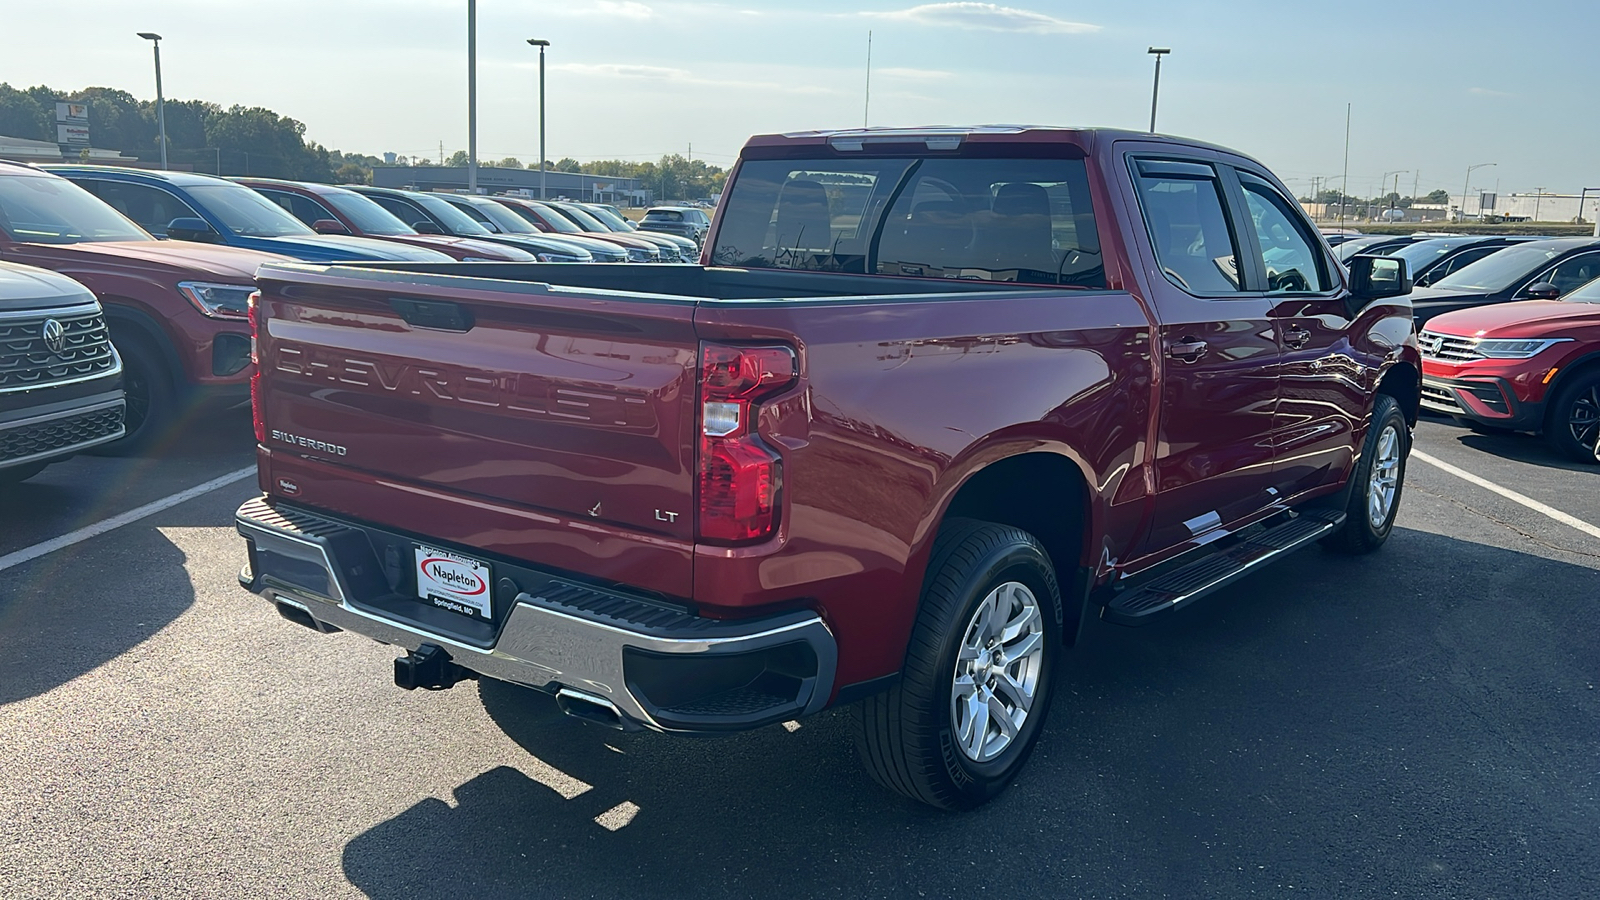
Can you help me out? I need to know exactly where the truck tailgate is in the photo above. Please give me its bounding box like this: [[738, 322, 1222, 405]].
[[253, 267, 698, 598]]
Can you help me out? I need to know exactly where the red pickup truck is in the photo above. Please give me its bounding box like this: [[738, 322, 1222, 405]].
[[236, 126, 1420, 809]]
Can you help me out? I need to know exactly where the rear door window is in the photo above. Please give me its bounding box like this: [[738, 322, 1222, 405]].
[[1129, 159, 1243, 294], [261, 190, 338, 227], [370, 195, 430, 228], [1542, 252, 1600, 295], [79, 180, 201, 237]]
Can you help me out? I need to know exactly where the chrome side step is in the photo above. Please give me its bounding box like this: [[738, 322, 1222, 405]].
[[1102, 509, 1344, 626]]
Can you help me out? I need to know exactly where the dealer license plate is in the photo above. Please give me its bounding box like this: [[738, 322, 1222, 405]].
[[414, 544, 493, 621]]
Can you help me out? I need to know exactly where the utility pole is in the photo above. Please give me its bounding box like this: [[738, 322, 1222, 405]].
[[1534, 187, 1545, 222], [1147, 48, 1171, 133]]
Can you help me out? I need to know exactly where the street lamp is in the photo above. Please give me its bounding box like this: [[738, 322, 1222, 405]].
[[466, 0, 477, 193], [527, 38, 550, 200], [136, 32, 168, 169], [1380, 170, 1408, 220], [1461, 162, 1496, 221], [1147, 47, 1170, 133]]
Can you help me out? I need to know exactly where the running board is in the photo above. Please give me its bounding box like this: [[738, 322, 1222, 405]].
[[1102, 509, 1345, 626]]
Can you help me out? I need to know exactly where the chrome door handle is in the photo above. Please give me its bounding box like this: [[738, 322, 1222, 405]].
[[1281, 326, 1311, 350], [1167, 338, 1209, 363]]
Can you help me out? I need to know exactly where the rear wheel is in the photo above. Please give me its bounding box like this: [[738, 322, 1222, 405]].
[[1543, 373, 1600, 463], [853, 519, 1062, 810], [1323, 394, 1409, 554]]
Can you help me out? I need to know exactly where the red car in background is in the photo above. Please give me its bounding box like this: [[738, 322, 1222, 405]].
[[235, 178, 536, 262], [0, 161, 287, 451], [1421, 279, 1600, 461], [492, 197, 663, 262]]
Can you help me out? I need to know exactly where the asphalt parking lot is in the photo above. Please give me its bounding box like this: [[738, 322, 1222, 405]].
[[1, 411, 1596, 900]]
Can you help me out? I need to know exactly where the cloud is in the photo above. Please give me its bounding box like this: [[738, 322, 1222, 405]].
[[865, 3, 1099, 34], [1467, 87, 1514, 98], [876, 67, 955, 80]]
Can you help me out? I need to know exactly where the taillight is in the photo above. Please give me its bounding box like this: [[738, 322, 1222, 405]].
[[247, 290, 265, 444], [698, 343, 796, 544]]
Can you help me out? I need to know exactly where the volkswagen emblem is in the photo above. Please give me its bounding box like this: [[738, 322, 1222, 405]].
[[42, 319, 66, 355]]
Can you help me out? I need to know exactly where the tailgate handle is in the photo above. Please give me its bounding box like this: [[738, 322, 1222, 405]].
[[390, 298, 474, 331]]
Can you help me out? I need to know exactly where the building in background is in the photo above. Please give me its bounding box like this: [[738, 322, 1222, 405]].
[[0, 134, 139, 166], [372, 166, 650, 205]]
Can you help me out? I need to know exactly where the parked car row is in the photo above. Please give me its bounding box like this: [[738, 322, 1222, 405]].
[[0, 160, 714, 482], [1326, 231, 1600, 460]]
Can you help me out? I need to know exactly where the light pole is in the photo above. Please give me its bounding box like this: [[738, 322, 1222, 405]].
[[1380, 170, 1408, 220], [1533, 186, 1545, 222], [528, 39, 550, 200], [466, 0, 478, 193], [1461, 162, 1496, 221], [1147, 47, 1170, 133], [137, 32, 168, 169]]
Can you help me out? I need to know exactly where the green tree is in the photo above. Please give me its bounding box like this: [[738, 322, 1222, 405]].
[[335, 162, 369, 184], [0, 84, 51, 140], [445, 149, 470, 167], [554, 157, 582, 173], [1425, 189, 1450, 204], [492, 157, 523, 169]]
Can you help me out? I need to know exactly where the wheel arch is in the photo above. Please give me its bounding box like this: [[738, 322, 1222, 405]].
[[1376, 359, 1421, 426], [99, 297, 187, 388], [915, 445, 1098, 648]]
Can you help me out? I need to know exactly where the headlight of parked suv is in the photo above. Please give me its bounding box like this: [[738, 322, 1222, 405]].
[[1473, 338, 1572, 359], [536, 252, 584, 263], [178, 282, 255, 319], [627, 247, 653, 262]]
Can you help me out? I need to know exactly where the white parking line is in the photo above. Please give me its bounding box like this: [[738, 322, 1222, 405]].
[[0, 466, 255, 573], [1410, 450, 1600, 542]]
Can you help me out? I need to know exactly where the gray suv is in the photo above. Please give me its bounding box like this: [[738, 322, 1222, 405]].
[[638, 206, 711, 245]]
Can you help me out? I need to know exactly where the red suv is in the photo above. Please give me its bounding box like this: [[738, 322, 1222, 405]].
[[1420, 278, 1600, 461], [0, 161, 287, 451]]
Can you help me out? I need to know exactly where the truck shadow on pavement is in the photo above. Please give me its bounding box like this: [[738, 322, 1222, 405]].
[[341, 527, 1600, 900], [0, 529, 194, 706]]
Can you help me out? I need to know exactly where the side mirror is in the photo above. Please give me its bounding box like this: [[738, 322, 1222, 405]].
[[311, 218, 349, 235], [1525, 282, 1561, 300], [1349, 254, 1411, 301], [166, 217, 218, 242], [412, 221, 444, 235]]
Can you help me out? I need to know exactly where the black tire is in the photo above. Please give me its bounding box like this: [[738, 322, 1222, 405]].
[[1542, 372, 1600, 464], [853, 518, 1063, 810], [91, 333, 175, 456], [1323, 394, 1409, 554], [0, 461, 49, 485]]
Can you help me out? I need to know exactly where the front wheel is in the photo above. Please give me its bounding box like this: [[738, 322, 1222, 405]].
[[1323, 394, 1409, 554], [1543, 373, 1600, 464], [91, 334, 175, 456], [853, 519, 1062, 810]]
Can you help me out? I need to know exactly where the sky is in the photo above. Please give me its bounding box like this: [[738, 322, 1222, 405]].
[[4, 0, 1597, 199]]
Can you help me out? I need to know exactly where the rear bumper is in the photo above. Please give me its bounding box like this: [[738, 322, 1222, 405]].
[[235, 496, 837, 733], [1420, 373, 1544, 431]]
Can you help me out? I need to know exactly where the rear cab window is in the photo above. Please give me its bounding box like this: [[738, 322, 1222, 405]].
[[711, 156, 1103, 287]]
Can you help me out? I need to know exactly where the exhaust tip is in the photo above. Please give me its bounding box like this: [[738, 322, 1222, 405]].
[[555, 687, 627, 730]]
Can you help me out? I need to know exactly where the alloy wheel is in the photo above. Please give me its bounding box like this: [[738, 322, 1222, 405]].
[[950, 581, 1046, 763]]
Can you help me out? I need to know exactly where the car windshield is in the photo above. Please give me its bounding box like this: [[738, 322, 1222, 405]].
[[1562, 278, 1600, 303], [1431, 243, 1571, 292], [1389, 239, 1473, 268], [472, 200, 539, 234], [321, 189, 414, 236], [186, 183, 315, 237], [410, 194, 492, 236], [0, 174, 151, 243], [520, 203, 581, 232], [581, 205, 632, 231], [554, 204, 609, 231]]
